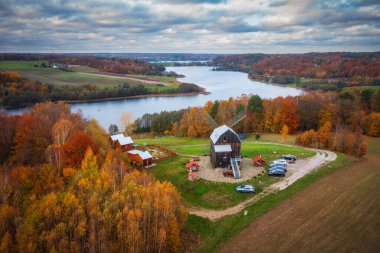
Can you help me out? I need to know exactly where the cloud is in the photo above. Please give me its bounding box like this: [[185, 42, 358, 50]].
[[0, 0, 379, 53]]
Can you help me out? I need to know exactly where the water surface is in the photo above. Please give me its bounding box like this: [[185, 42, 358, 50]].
[[7, 66, 303, 129]]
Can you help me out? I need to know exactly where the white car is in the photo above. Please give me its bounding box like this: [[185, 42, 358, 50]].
[[270, 159, 288, 167]]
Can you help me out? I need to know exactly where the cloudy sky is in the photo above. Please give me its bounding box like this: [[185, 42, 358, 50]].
[[0, 0, 379, 53]]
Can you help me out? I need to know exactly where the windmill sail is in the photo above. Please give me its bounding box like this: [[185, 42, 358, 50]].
[[226, 111, 246, 128], [202, 111, 219, 129]]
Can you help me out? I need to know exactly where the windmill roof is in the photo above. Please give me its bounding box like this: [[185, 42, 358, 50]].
[[214, 144, 232, 152], [210, 125, 240, 144]]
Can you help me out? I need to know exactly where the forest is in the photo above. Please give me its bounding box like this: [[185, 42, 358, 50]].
[[0, 54, 165, 75], [0, 71, 202, 108], [213, 52, 380, 89], [0, 102, 187, 253], [133, 88, 380, 156]]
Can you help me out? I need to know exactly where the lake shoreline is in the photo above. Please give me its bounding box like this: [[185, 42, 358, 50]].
[[212, 67, 308, 92], [1, 88, 210, 110], [60, 89, 210, 104]]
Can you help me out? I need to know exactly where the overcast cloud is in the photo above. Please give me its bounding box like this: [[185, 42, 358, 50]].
[[0, 0, 379, 53]]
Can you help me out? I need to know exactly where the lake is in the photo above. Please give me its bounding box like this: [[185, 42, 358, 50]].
[[7, 66, 303, 129]]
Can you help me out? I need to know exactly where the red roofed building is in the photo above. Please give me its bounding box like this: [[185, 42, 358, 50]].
[[186, 160, 200, 172], [252, 155, 266, 167]]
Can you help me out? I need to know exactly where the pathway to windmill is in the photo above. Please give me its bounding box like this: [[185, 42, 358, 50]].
[[182, 148, 337, 220]]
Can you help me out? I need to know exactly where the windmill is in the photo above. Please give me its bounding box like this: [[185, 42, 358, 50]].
[[201, 111, 246, 179]]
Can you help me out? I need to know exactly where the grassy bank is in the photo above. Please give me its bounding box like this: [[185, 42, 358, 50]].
[[136, 136, 315, 209], [0, 60, 174, 89]]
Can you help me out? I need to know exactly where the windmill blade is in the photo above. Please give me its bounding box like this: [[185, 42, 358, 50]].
[[225, 111, 245, 126], [200, 143, 210, 155], [202, 111, 219, 129], [226, 112, 246, 128]]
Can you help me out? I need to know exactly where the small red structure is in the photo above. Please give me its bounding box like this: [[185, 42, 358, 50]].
[[110, 134, 134, 151], [252, 155, 266, 167], [186, 160, 200, 172], [188, 170, 199, 181], [128, 150, 153, 167]]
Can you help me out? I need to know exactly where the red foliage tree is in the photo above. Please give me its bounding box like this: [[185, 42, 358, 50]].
[[63, 131, 98, 168]]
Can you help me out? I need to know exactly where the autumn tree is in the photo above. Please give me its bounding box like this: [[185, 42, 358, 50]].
[[365, 112, 380, 137], [281, 124, 289, 143], [120, 112, 135, 135], [316, 121, 332, 148], [63, 131, 98, 168], [12, 102, 71, 165], [0, 113, 21, 164], [247, 95, 263, 132]]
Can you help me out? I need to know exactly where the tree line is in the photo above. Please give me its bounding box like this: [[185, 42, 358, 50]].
[[0, 54, 165, 75], [0, 71, 203, 108], [0, 102, 187, 252], [132, 89, 380, 156], [213, 52, 380, 89]]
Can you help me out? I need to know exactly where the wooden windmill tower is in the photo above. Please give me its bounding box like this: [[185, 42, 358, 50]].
[[202, 111, 246, 179]]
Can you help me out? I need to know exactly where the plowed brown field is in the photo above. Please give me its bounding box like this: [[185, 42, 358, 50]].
[[219, 143, 380, 253]]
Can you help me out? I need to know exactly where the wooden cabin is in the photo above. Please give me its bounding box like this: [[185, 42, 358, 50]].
[[186, 160, 200, 172], [127, 150, 153, 167], [210, 125, 241, 168], [110, 134, 134, 151], [115, 137, 133, 151], [110, 133, 124, 147]]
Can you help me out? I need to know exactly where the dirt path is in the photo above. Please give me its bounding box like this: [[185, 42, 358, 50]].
[[188, 149, 336, 220], [218, 153, 380, 253]]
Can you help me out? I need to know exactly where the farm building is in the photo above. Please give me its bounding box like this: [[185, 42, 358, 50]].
[[186, 160, 200, 172], [252, 155, 266, 167], [110, 134, 134, 151], [127, 150, 153, 167], [210, 125, 241, 175]]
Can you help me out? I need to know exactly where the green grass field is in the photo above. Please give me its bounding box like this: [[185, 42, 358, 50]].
[[343, 85, 380, 91], [144, 155, 280, 209], [0, 61, 143, 88], [136, 136, 315, 209], [0, 61, 179, 91]]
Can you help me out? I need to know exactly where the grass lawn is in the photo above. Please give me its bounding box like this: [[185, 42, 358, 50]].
[[245, 133, 298, 145], [0, 60, 142, 88], [189, 153, 354, 253], [343, 85, 380, 91], [135, 136, 209, 147], [137, 136, 315, 209], [144, 155, 280, 209]]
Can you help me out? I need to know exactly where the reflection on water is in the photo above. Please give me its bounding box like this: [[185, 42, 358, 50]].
[[7, 66, 303, 129]]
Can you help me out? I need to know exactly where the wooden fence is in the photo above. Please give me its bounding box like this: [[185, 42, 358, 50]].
[[148, 144, 176, 163]]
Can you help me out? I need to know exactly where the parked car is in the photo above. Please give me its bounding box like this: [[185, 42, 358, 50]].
[[281, 154, 297, 161], [268, 168, 285, 177], [269, 162, 287, 168], [269, 165, 287, 172], [270, 160, 288, 167], [236, 185, 256, 193]]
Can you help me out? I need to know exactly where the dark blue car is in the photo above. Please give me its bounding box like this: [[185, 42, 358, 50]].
[[268, 168, 285, 177]]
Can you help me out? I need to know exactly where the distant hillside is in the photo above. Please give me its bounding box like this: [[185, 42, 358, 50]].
[[0, 53, 165, 75], [213, 52, 380, 90]]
